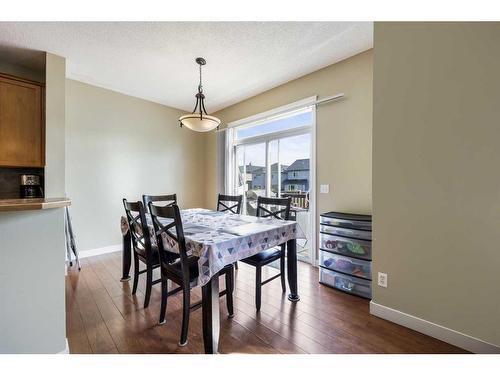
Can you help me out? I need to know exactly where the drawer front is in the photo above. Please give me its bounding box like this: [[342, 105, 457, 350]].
[[320, 215, 372, 231], [319, 251, 372, 280], [319, 233, 372, 260], [319, 268, 371, 299], [320, 224, 371, 240]]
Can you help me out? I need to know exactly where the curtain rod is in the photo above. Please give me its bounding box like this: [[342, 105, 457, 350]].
[[215, 93, 345, 132]]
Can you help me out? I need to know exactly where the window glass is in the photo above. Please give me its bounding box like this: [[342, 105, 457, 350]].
[[235, 109, 312, 140]]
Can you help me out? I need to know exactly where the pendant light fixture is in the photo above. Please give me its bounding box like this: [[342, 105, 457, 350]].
[[179, 57, 221, 132]]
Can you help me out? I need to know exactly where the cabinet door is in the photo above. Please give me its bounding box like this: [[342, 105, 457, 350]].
[[0, 75, 44, 167]]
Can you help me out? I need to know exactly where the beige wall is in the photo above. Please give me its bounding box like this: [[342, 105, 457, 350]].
[[207, 50, 372, 209], [205, 50, 373, 256], [45, 53, 66, 197], [373, 22, 500, 348], [65, 79, 207, 251]]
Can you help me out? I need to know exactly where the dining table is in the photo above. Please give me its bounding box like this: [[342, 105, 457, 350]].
[[120, 208, 304, 354]]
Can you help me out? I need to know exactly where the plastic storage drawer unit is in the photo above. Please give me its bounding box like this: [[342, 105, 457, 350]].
[[320, 211, 372, 231], [319, 268, 372, 299], [319, 251, 372, 280], [319, 232, 372, 260], [320, 224, 372, 241], [319, 211, 372, 299]]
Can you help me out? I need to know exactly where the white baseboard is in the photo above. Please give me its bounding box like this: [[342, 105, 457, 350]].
[[58, 338, 69, 354], [78, 244, 122, 259], [370, 301, 500, 354]]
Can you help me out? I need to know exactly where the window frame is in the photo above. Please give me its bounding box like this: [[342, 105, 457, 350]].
[[224, 96, 318, 266]]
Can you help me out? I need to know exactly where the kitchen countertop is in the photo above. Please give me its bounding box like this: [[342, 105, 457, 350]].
[[0, 197, 71, 212]]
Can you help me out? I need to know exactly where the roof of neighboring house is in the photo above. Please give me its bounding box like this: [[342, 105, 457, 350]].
[[286, 158, 309, 171], [239, 164, 264, 173], [271, 162, 289, 172], [282, 179, 309, 185], [239, 163, 289, 174]]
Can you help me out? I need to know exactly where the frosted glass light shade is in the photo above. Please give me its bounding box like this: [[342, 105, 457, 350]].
[[179, 114, 221, 132]]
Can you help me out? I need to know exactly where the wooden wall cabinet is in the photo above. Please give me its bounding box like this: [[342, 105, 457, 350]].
[[0, 73, 45, 167]]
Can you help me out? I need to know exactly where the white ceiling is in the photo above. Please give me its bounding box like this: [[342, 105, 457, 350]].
[[0, 22, 373, 112]]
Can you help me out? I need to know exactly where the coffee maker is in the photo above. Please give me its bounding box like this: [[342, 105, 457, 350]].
[[20, 174, 44, 198]]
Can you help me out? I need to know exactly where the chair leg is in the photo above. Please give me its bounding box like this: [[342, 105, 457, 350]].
[[179, 286, 190, 346], [280, 251, 286, 294], [255, 266, 262, 312], [158, 277, 168, 325], [225, 268, 234, 318], [132, 252, 139, 295], [144, 267, 153, 309]]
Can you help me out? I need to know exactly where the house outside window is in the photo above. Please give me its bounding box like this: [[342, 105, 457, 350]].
[[282, 158, 309, 192]]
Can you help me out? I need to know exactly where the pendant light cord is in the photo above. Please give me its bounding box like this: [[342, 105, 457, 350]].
[[198, 63, 203, 94]]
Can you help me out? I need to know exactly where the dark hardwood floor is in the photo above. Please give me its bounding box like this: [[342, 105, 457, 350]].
[[66, 252, 467, 354]]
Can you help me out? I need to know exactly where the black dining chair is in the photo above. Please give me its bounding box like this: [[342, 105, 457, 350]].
[[239, 196, 292, 311], [142, 193, 177, 212], [216, 193, 243, 270], [122, 199, 178, 308], [149, 202, 235, 347], [216, 193, 243, 214]]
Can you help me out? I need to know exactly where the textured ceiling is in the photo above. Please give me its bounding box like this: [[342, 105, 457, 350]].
[[0, 22, 373, 111]]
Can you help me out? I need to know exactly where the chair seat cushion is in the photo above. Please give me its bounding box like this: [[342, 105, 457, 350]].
[[135, 246, 160, 264], [240, 247, 282, 266], [136, 246, 180, 265], [167, 256, 200, 283], [165, 257, 234, 287]]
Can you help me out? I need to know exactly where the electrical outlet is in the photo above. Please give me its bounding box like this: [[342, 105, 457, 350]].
[[320, 184, 330, 194], [378, 272, 388, 288]]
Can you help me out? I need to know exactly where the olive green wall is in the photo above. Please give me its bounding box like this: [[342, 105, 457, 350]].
[[372, 22, 500, 349]]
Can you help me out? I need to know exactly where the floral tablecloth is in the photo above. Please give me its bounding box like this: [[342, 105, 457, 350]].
[[121, 208, 305, 286]]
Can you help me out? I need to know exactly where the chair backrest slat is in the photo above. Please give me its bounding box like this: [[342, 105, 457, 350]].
[[142, 194, 177, 212], [123, 199, 154, 259], [217, 194, 243, 214], [256, 196, 292, 221]]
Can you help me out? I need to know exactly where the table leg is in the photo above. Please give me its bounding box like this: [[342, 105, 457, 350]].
[[201, 275, 220, 354], [121, 231, 132, 281], [286, 238, 300, 302]]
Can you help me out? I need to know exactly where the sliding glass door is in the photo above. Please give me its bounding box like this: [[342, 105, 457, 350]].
[[227, 105, 315, 263], [278, 133, 311, 262], [235, 142, 267, 216]]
